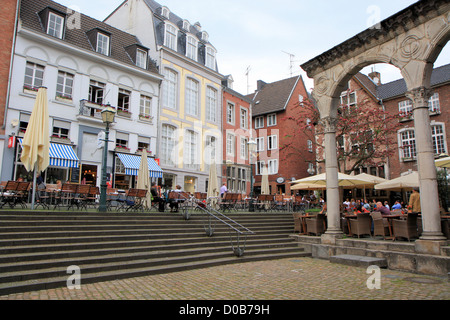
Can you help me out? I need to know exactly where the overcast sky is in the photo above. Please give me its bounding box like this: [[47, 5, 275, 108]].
[[57, 0, 450, 95]]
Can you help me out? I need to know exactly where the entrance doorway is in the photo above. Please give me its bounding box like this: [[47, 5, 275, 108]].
[[184, 176, 196, 193], [81, 164, 98, 186]]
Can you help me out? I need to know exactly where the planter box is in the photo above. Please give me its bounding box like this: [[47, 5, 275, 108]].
[[139, 115, 153, 123], [55, 96, 73, 103], [117, 111, 132, 118], [51, 137, 72, 144]]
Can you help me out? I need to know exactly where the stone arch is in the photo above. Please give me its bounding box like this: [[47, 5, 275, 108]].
[[301, 0, 449, 242]]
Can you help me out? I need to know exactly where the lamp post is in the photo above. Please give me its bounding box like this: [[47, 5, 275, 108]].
[[247, 139, 257, 212], [98, 106, 116, 212]]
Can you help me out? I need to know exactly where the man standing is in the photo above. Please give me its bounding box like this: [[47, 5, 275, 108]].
[[220, 183, 228, 198], [408, 188, 421, 213]]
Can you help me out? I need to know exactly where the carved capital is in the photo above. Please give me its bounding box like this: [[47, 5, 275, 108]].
[[405, 87, 433, 110], [320, 116, 338, 134]]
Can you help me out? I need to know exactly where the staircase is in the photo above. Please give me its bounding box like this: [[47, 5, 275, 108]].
[[0, 211, 308, 295]]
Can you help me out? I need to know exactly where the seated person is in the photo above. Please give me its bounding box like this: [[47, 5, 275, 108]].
[[375, 201, 391, 215], [169, 185, 183, 212], [151, 182, 165, 212], [391, 200, 402, 210]]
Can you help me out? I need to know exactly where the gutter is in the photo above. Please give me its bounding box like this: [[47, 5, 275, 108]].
[[2, 0, 21, 130]]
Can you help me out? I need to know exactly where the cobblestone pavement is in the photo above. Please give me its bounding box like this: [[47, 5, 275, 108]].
[[1, 257, 448, 301]]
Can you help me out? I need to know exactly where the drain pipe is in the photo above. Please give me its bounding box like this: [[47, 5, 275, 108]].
[[2, 0, 21, 131]]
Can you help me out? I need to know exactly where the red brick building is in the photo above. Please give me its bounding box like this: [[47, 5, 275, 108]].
[[222, 76, 252, 194], [247, 75, 315, 195], [0, 0, 19, 137]]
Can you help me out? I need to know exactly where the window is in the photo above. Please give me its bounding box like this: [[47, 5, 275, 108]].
[[161, 125, 176, 166], [268, 159, 278, 175], [136, 49, 147, 69], [116, 132, 129, 150], [206, 136, 217, 162], [162, 69, 177, 109], [184, 130, 198, 170], [256, 137, 265, 152], [240, 137, 249, 160], [205, 47, 216, 69], [255, 116, 264, 129], [56, 71, 73, 99], [431, 124, 446, 155], [256, 161, 265, 175], [206, 87, 217, 122], [140, 95, 152, 117], [182, 20, 190, 31], [47, 12, 64, 39], [138, 137, 151, 153], [267, 114, 277, 127], [226, 133, 235, 156], [164, 24, 177, 51], [118, 88, 131, 112], [428, 93, 440, 113], [88, 80, 105, 105], [400, 129, 416, 160], [340, 91, 356, 107], [240, 108, 248, 129], [185, 78, 199, 116], [52, 120, 70, 140], [19, 113, 30, 135], [186, 36, 198, 60], [226, 103, 235, 125], [96, 32, 110, 56], [399, 100, 413, 115], [268, 135, 278, 150], [24, 62, 44, 91], [161, 7, 170, 19]]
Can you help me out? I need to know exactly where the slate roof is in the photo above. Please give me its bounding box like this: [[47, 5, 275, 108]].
[[20, 0, 160, 75], [377, 63, 450, 100], [248, 76, 300, 117]]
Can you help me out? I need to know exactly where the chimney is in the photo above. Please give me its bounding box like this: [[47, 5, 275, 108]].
[[368, 71, 381, 85], [257, 80, 267, 91], [194, 22, 202, 32]]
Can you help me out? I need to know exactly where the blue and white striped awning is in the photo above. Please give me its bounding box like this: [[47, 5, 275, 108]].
[[19, 139, 79, 168], [116, 153, 163, 178]]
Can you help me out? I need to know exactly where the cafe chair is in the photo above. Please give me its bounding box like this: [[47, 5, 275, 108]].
[[349, 212, 372, 238], [392, 212, 418, 241], [306, 214, 326, 236], [370, 211, 390, 239], [292, 212, 302, 233]]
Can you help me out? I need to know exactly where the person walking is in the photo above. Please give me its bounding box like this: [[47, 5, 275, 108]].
[[408, 187, 421, 213], [220, 183, 228, 198]]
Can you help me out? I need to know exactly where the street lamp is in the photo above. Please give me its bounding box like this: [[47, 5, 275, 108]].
[[247, 139, 257, 212], [98, 106, 116, 212]]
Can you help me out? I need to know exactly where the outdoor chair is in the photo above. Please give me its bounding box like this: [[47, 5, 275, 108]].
[[124, 189, 139, 212], [349, 212, 372, 238], [370, 211, 390, 239], [441, 219, 450, 239], [293, 212, 303, 233], [392, 213, 418, 241], [417, 217, 423, 237], [0, 181, 19, 208], [74, 184, 91, 210], [274, 194, 287, 212], [305, 213, 326, 236], [56, 183, 78, 210], [87, 186, 100, 209], [35, 189, 50, 209]]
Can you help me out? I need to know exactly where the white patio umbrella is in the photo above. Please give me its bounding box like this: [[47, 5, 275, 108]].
[[207, 160, 219, 209], [291, 172, 372, 187], [137, 149, 151, 209], [435, 156, 450, 168], [261, 166, 270, 195], [355, 173, 387, 201], [374, 171, 419, 190], [20, 87, 50, 209]]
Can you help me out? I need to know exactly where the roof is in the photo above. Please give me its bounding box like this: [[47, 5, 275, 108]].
[[248, 76, 300, 117], [20, 0, 160, 75], [377, 63, 450, 100]]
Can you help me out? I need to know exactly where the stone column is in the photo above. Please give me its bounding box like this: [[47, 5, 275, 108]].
[[320, 116, 342, 235], [406, 87, 445, 241]]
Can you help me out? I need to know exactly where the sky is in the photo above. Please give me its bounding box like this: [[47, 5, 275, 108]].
[[57, 0, 450, 95]]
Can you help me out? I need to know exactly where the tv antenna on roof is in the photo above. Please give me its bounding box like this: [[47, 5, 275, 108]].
[[282, 51, 297, 77], [245, 66, 251, 94]]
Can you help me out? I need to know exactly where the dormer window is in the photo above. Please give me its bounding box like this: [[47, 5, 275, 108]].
[[86, 28, 111, 56], [39, 7, 66, 39], [164, 23, 177, 51], [136, 48, 147, 69], [47, 12, 64, 39], [182, 20, 191, 31], [161, 6, 170, 19], [205, 46, 216, 69], [186, 36, 198, 60], [96, 32, 110, 56], [201, 31, 209, 42]]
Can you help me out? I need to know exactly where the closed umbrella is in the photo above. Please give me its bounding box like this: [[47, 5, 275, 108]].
[[137, 149, 151, 209], [20, 87, 50, 209], [207, 160, 219, 209]]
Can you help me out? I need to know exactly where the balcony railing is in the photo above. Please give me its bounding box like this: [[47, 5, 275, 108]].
[[78, 100, 107, 122]]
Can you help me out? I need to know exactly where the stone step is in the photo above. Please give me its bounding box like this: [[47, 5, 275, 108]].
[[330, 254, 388, 268]]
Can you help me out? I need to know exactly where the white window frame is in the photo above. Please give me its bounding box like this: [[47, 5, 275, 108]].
[[118, 88, 131, 112], [399, 129, 416, 160], [164, 23, 178, 51], [267, 113, 277, 127], [184, 130, 199, 170], [161, 124, 176, 166], [307, 140, 313, 152], [185, 78, 199, 116], [56, 71, 73, 99], [205, 46, 216, 69], [88, 80, 105, 105], [240, 137, 249, 160], [206, 86, 217, 122], [186, 36, 198, 60], [431, 124, 446, 155], [256, 161, 265, 175], [136, 49, 147, 69], [96, 32, 110, 56], [268, 159, 278, 175], [240, 107, 248, 129], [162, 68, 178, 109], [399, 100, 413, 115], [226, 103, 235, 125], [268, 135, 278, 150], [47, 12, 64, 39], [206, 136, 217, 162], [256, 137, 265, 152], [428, 93, 440, 113], [226, 133, 235, 156], [139, 95, 152, 117], [255, 116, 264, 129], [24, 62, 45, 90]]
